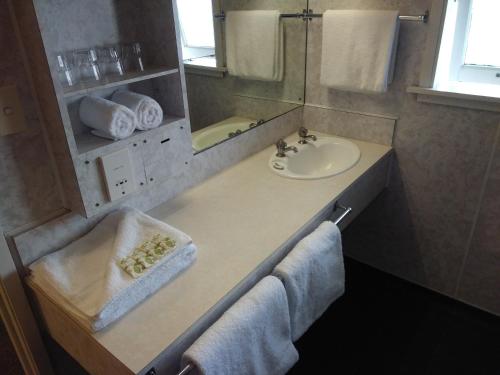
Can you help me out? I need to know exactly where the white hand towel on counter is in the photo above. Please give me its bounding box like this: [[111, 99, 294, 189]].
[[28, 207, 197, 332], [111, 90, 164, 131], [272, 221, 345, 342], [225, 10, 284, 81], [320, 10, 400, 93], [79, 95, 136, 140], [181, 276, 298, 375]]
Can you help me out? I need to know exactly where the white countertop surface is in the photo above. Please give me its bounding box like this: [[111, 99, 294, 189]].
[[84, 133, 392, 373]]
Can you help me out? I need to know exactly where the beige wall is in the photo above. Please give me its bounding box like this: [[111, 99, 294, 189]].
[[305, 0, 500, 315]]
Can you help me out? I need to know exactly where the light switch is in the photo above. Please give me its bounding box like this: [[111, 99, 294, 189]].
[[100, 148, 137, 202], [0, 85, 27, 136]]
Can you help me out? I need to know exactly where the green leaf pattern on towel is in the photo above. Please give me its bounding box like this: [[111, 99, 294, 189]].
[[119, 234, 177, 278]]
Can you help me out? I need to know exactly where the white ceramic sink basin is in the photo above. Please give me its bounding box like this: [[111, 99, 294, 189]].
[[192, 116, 256, 151], [269, 135, 361, 179]]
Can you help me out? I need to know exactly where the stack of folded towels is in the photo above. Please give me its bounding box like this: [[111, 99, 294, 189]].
[[79, 90, 164, 141], [28, 207, 197, 332]]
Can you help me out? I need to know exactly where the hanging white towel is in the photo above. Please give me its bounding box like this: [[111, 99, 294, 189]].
[[28, 207, 197, 332], [272, 221, 345, 341], [225, 10, 284, 81], [79, 96, 136, 140], [111, 90, 163, 131], [181, 276, 299, 375], [320, 10, 400, 93]]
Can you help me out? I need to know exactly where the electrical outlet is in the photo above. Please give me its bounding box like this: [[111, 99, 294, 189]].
[[0, 85, 27, 136], [100, 148, 137, 202]]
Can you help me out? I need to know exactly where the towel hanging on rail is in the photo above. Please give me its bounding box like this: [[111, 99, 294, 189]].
[[320, 10, 400, 93], [225, 10, 284, 82]]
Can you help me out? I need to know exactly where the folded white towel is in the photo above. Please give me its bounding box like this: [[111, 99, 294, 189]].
[[320, 10, 400, 93], [226, 10, 284, 81], [111, 90, 163, 131], [79, 96, 136, 140], [28, 207, 196, 332], [182, 276, 298, 375], [273, 221, 345, 341]]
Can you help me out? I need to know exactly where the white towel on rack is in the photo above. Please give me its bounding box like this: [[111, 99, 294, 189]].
[[111, 90, 163, 131], [320, 10, 400, 93], [79, 95, 136, 140], [225, 10, 284, 81], [181, 276, 298, 375], [28, 207, 197, 332], [273, 221, 345, 341]]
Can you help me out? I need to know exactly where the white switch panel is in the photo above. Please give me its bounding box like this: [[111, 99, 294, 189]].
[[0, 85, 27, 136], [100, 148, 137, 202]]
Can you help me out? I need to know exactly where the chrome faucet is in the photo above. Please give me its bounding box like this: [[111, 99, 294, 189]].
[[275, 139, 298, 157], [298, 127, 317, 144]]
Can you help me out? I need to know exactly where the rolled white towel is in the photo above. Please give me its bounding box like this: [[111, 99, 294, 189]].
[[111, 90, 163, 131], [79, 96, 136, 140]]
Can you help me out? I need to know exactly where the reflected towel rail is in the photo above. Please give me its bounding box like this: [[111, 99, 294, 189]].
[[214, 10, 429, 23], [175, 201, 351, 375]]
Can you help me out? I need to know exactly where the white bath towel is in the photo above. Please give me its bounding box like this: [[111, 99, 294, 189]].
[[181, 276, 298, 375], [273, 221, 345, 341], [28, 207, 197, 332], [226, 10, 284, 81], [79, 96, 136, 140], [320, 10, 400, 93], [111, 90, 163, 131]]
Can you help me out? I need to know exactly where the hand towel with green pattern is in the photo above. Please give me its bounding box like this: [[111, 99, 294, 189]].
[[28, 207, 197, 332]]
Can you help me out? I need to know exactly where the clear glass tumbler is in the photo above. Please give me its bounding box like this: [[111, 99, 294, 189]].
[[56, 53, 77, 87], [74, 48, 101, 83]]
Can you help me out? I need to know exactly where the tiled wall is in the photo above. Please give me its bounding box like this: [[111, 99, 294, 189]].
[[305, 0, 500, 315], [0, 1, 63, 233]]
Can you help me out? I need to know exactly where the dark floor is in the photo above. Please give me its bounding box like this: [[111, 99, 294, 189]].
[[289, 258, 500, 375], [0, 318, 24, 375]]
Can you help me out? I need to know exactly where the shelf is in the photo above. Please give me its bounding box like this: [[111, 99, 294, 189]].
[[63, 67, 179, 98], [75, 116, 185, 156]]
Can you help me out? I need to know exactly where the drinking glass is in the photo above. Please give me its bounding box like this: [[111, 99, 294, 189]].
[[73, 48, 101, 82], [56, 53, 77, 87], [122, 42, 145, 73], [98, 46, 125, 78]]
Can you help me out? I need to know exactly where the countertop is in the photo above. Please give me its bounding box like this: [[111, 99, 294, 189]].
[[45, 133, 392, 373]]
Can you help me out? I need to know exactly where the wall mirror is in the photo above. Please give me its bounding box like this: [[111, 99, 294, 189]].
[[175, 0, 308, 154]]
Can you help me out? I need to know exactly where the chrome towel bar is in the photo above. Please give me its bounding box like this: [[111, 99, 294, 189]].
[[215, 10, 429, 23], [333, 204, 353, 226]]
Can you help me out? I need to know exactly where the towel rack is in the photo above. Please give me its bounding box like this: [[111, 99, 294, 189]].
[[177, 364, 194, 375], [214, 10, 429, 23], [332, 204, 352, 226], [174, 202, 351, 375]]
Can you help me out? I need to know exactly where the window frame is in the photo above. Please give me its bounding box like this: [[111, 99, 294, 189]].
[[175, 0, 225, 72], [408, 0, 500, 112], [450, 0, 500, 86]]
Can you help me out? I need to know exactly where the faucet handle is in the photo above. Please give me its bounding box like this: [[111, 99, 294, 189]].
[[276, 138, 287, 150], [298, 127, 309, 138]]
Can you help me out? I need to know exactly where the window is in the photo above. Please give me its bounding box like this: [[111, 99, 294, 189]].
[[434, 0, 500, 94], [176, 0, 217, 67]]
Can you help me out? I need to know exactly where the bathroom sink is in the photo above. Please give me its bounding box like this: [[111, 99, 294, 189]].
[[192, 116, 257, 151], [269, 135, 361, 179]]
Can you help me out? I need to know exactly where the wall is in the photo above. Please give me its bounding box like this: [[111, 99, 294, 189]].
[[305, 0, 500, 315], [0, 0, 64, 233]]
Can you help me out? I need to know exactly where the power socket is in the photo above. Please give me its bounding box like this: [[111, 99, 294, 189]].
[[100, 148, 137, 202]]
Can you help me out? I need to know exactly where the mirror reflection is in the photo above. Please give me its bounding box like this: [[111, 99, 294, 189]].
[[175, 0, 308, 153]]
